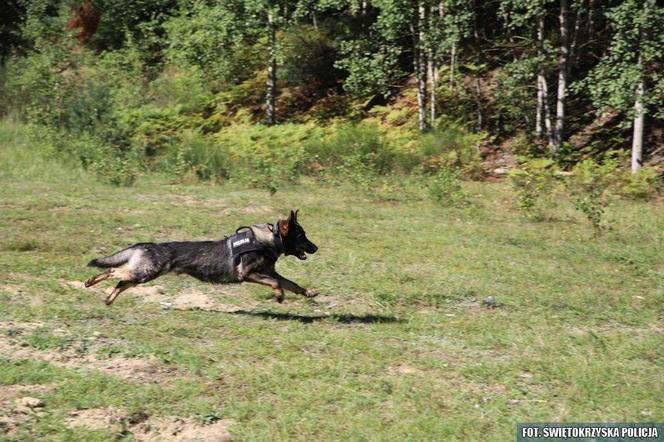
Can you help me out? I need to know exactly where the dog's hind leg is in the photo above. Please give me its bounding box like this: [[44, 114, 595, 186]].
[[85, 269, 113, 287], [244, 272, 286, 303], [105, 280, 136, 306]]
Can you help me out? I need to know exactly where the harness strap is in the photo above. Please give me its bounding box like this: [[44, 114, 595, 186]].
[[271, 220, 284, 255], [229, 223, 284, 263], [229, 229, 262, 258]]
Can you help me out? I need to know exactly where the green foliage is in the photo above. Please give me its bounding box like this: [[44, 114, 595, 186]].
[[427, 168, 464, 206], [512, 154, 660, 229], [164, 1, 263, 84], [1, 0, 663, 192], [41, 128, 140, 186], [336, 39, 403, 98], [214, 123, 319, 192], [580, 0, 664, 120], [417, 123, 484, 178], [87, 0, 178, 53], [280, 24, 341, 91], [1, 47, 67, 124], [508, 158, 559, 219], [306, 123, 393, 174], [0, 119, 86, 182], [565, 157, 620, 234], [494, 57, 540, 136], [617, 168, 660, 201], [165, 131, 229, 183], [148, 67, 214, 114]]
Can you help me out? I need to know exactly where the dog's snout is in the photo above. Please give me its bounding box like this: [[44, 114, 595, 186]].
[[307, 242, 318, 254]]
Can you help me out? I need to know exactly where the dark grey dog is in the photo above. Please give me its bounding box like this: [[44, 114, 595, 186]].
[[85, 210, 319, 305]]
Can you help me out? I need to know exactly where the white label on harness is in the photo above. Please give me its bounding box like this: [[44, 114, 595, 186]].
[[232, 238, 250, 248]]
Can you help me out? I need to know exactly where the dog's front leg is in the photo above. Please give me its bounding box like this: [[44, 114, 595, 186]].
[[266, 269, 319, 299], [244, 272, 286, 303]]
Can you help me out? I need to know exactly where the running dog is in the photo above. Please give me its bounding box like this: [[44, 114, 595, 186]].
[[84, 210, 319, 305]]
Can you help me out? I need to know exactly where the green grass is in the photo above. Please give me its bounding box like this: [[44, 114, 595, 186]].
[[0, 120, 663, 441]]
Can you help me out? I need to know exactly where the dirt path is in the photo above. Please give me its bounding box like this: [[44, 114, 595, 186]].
[[0, 330, 163, 381], [65, 407, 234, 441]]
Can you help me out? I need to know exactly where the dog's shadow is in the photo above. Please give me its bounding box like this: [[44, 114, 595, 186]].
[[226, 310, 403, 325]]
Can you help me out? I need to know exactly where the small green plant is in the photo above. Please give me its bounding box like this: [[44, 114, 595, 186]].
[[618, 167, 660, 200], [306, 123, 393, 174], [565, 157, 619, 234], [417, 124, 484, 179], [90, 150, 140, 186], [428, 168, 464, 207], [338, 152, 375, 182], [508, 158, 558, 219], [165, 131, 229, 183], [196, 410, 225, 425]]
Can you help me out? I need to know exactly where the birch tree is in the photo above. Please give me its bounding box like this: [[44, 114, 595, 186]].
[[583, 0, 664, 172], [166, 0, 301, 125], [336, 0, 433, 131], [499, 0, 555, 147], [551, 0, 568, 153]]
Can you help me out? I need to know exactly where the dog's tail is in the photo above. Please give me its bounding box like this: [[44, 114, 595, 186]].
[[88, 248, 134, 268]]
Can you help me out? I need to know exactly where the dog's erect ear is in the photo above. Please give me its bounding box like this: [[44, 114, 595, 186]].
[[279, 218, 290, 236], [279, 210, 297, 236], [294, 209, 299, 222]]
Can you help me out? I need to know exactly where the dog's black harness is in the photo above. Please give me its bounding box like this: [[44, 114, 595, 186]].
[[229, 222, 284, 263]]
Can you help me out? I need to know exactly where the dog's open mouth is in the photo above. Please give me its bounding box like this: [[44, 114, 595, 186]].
[[297, 251, 307, 260]]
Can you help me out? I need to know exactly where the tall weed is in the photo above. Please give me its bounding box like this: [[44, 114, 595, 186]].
[[509, 158, 560, 220], [566, 157, 620, 234]]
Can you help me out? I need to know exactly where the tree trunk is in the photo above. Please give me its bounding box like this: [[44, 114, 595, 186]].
[[542, 76, 553, 146], [412, 2, 428, 132], [449, 42, 456, 89], [311, 11, 318, 31], [429, 58, 437, 123], [472, 0, 481, 131], [265, 8, 277, 126], [552, 0, 568, 154], [569, 0, 583, 66], [536, 74, 544, 142], [631, 53, 645, 172], [474, 75, 483, 130], [588, 0, 595, 41], [536, 15, 553, 146], [429, 1, 443, 125]]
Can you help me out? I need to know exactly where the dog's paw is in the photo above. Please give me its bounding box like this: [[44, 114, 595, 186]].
[[84, 279, 94, 288], [276, 293, 285, 303], [304, 289, 319, 298]]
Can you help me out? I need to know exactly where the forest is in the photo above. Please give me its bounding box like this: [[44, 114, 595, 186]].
[[0, 0, 662, 194]]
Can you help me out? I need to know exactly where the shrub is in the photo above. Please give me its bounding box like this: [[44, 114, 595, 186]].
[[37, 127, 141, 186], [305, 123, 393, 174], [215, 123, 322, 192], [148, 67, 214, 114], [617, 167, 660, 200], [565, 157, 620, 233], [165, 131, 228, 182], [417, 123, 484, 178], [508, 158, 559, 219], [428, 168, 465, 206], [1, 49, 66, 124]]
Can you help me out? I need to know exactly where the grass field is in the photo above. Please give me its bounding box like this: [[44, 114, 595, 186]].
[[1, 120, 663, 441]]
